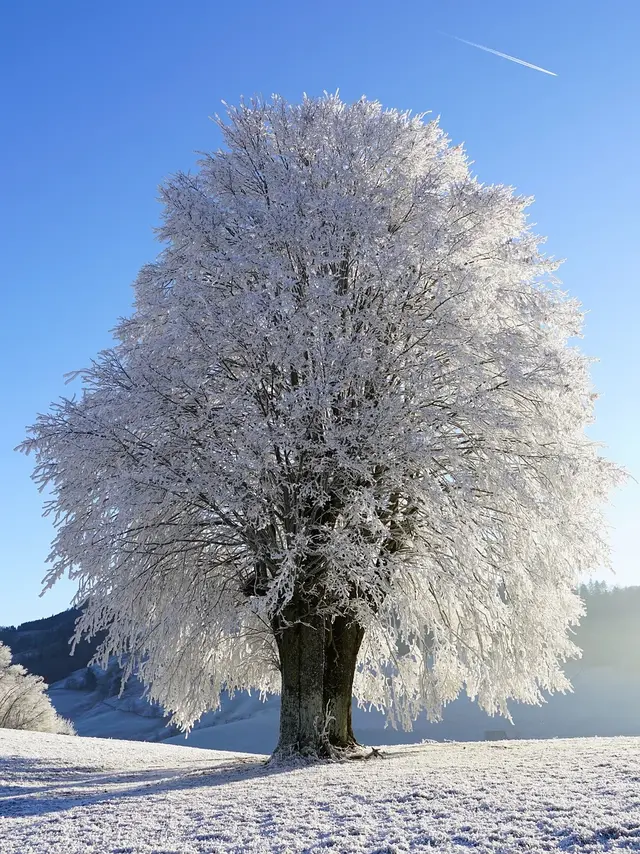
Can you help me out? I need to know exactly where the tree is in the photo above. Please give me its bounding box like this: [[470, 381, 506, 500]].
[[21, 95, 622, 759], [0, 642, 75, 734]]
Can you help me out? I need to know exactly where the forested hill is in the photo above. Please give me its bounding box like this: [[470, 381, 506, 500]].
[[0, 583, 638, 688], [0, 608, 100, 685], [575, 583, 640, 672]]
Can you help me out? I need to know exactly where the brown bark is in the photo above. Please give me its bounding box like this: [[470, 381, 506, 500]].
[[273, 603, 327, 756], [322, 615, 364, 747], [272, 603, 365, 758]]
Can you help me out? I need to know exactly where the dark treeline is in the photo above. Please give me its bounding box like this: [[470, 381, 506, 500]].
[[0, 608, 101, 685], [575, 582, 640, 671]]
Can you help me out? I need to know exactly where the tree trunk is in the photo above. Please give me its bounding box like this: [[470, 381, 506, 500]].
[[273, 604, 327, 757], [323, 615, 365, 747], [273, 604, 365, 759]]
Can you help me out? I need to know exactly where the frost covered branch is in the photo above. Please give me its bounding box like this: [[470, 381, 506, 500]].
[[20, 94, 623, 755], [0, 642, 75, 734]]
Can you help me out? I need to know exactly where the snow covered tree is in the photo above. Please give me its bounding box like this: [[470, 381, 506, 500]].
[[0, 642, 75, 734], [21, 95, 621, 759]]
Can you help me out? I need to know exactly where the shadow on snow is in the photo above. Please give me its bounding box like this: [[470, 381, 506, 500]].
[[0, 753, 280, 818]]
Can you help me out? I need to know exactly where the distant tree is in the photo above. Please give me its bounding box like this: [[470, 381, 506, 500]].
[[580, 579, 609, 597], [0, 642, 75, 734], [21, 95, 622, 759], [575, 584, 640, 671]]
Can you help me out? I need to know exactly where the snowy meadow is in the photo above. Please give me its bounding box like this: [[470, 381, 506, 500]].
[[1, 730, 639, 853]]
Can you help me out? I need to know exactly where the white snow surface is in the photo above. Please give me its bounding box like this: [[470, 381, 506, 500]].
[[1, 730, 640, 853]]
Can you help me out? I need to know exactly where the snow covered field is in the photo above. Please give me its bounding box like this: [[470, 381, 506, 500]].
[[1, 730, 640, 853]]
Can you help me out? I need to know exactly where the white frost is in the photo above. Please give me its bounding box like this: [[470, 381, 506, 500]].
[[20, 94, 623, 735], [2, 729, 640, 852]]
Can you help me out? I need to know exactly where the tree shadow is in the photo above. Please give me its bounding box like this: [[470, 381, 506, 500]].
[[0, 753, 281, 819]]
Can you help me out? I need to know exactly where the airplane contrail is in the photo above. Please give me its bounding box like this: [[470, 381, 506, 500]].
[[445, 34, 557, 77]]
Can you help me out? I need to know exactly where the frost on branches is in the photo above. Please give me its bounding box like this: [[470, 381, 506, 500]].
[[0, 642, 75, 734], [21, 95, 621, 759]]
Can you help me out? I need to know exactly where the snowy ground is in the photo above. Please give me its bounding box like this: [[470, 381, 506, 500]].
[[1, 730, 640, 853]]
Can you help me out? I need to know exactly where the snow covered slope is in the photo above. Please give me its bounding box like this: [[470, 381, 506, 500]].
[[48, 669, 176, 743], [1, 729, 640, 852]]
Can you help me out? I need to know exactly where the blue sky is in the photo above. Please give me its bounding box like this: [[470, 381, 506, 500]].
[[1, 0, 638, 625]]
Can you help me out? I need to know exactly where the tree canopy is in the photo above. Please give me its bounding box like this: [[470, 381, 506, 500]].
[[21, 95, 622, 757]]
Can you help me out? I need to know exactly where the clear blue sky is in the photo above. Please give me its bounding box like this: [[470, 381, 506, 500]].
[[1, 0, 638, 626]]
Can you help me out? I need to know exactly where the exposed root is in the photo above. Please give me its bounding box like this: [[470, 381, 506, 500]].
[[267, 742, 385, 768], [350, 746, 385, 760], [267, 703, 385, 767]]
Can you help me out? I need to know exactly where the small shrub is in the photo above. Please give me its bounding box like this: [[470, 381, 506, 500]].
[[0, 641, 75, 734]]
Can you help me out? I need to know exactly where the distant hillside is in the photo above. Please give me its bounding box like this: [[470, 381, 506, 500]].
[[0, 608, 101, 685], [575, 583, 640, 672]]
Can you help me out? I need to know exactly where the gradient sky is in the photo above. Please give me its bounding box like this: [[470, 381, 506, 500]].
[[1, 0, 638, 626]]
